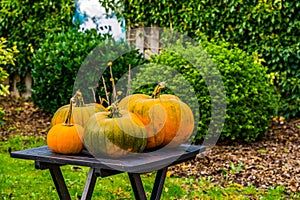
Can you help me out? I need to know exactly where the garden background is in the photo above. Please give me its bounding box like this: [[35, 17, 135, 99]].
[[0, 0, 300, 199]]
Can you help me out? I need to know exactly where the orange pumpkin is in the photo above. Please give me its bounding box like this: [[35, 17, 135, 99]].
[[47, 98, 84, 154], [119, 82, 194, 149], [83, 103, 147, 157], [51, 90, 106, 127]]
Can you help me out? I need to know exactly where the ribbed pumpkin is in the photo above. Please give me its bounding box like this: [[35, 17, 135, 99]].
[[119, 82, 194, 150], [83, 103, 147, 158], [51, 90, 106, 127], [47, 98, 84, 154]]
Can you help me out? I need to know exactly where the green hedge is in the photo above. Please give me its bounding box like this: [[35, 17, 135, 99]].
[[122, 0, 300, 119], [131, 38, 277, 142], [0, 0, 74, 77]]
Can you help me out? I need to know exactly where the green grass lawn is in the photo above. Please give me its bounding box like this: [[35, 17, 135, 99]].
[[1, 135, 299, 199]]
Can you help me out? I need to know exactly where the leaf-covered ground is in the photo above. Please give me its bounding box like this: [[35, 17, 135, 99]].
[[1, 96, 299, 194], [169, 119, 300, 194]]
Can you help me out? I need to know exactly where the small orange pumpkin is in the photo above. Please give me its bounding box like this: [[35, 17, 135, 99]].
[[47, 98, 84, 154], [51, 90, 106, 127], [119, 82, 194, 149]]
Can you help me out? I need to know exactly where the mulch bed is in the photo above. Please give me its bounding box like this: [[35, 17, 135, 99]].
[[169, 120, 300, 193], [1, 96, 300, 193]]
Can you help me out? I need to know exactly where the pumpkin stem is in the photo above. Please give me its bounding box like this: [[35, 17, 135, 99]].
[[109, 62, 117, 104], [63, 98, 74, 126], [107, 102, 122, 118], [151, 81, 166, 99], [101, 75, 110, 106], [126, 64, 131, 96], [73, 89, 84, 107]]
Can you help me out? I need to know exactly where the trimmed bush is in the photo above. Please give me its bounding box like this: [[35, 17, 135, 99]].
[[32, 28, 146, 114], [131, 39, 277, 143], [32, 29, 106, 113]]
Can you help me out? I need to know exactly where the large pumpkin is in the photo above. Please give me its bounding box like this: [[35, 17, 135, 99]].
[[51, 90, 106, 127], [47, 98, 84, 154], [83, 104, 147, 157], [119, 82, 194, 149]]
